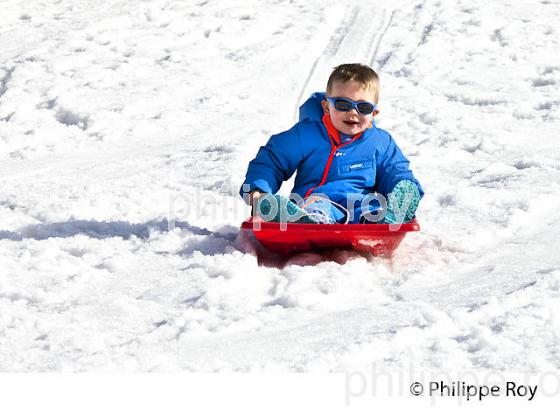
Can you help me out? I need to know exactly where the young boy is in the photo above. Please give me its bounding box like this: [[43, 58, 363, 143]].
[[240, 63, 423, 224]]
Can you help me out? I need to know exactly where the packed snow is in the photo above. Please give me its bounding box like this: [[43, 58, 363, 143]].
[[1, 0, 559, 374]]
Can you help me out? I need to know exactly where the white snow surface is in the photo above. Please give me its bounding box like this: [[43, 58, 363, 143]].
[[1, 0, 560, 372]]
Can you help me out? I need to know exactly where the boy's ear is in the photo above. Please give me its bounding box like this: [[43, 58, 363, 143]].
[[321, 99, 330, 114], [370, 110, 380, 127]]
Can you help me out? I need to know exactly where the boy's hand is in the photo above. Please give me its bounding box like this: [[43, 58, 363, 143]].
[[250, 190, 263, 216], [250, 190, 263, 203]]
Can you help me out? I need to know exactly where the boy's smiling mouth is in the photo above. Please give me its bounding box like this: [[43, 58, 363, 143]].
[[343, 120, 359, 126]]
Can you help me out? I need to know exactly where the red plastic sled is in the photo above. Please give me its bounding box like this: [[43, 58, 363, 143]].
[[241, 217, 420, 258]]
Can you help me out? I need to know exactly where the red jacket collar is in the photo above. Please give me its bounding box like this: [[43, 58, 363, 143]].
[[321, 114, 363, 146]]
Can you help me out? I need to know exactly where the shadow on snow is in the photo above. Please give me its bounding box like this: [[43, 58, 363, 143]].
[[0, 219, 239, 256]]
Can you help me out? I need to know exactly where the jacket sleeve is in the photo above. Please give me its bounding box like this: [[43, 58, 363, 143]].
[[239, 127, 303, 201], [375, 132, 424, 199]]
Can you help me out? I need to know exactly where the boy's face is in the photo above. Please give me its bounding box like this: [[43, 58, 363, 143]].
[[321, 80, 379, 136]]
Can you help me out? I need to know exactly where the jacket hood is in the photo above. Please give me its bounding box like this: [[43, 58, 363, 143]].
[[298, 92, 326, 123]]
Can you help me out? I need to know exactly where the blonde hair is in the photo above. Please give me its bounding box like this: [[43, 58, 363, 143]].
[[326, 63, 380, 103]]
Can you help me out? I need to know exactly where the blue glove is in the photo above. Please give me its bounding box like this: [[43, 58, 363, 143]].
[[381, 180, 420, 224], [256, 194, 318, 223]]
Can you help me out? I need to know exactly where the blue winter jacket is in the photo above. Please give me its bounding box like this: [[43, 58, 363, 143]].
[[240, 92, 423, 217]]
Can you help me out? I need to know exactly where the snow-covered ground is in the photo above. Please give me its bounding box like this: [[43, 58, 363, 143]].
[[1, 0, 559, 373]]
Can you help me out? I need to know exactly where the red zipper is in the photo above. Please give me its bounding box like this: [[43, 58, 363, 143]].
[[304, 115, 363, 198]]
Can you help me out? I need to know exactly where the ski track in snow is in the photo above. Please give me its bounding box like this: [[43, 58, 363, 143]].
[[1, 0, 560, 371]]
